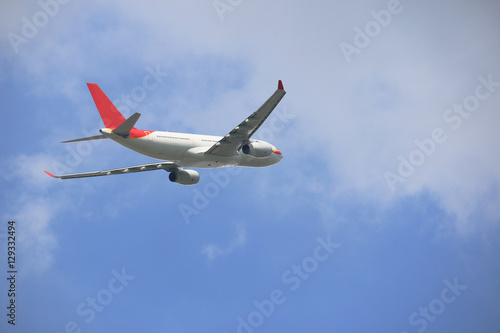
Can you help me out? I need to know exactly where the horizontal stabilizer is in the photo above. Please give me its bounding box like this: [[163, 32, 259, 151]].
[[61, 134, 108, 143], [113, 112, 141, 137]]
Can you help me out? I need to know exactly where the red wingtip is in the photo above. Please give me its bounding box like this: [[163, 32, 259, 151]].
[[44, 171, 56, 178], [278, 80, 284, 90]]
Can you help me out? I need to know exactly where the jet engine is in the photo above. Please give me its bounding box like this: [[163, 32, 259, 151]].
[[241, 141, 273, 158], [168, 169, 200, 185]]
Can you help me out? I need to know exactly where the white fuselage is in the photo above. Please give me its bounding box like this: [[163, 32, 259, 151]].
[[100, 128, 283, 168]]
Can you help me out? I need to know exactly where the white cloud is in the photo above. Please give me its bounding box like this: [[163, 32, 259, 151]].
[[3, 153, 56, 189], [2, 0, 499, 234], [0, 152, 63, 274], [201, 222, 247, 262], [112, 0, 500, 232], [12, 197, 59, 275]]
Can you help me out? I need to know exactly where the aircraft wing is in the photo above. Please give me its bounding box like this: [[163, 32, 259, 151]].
[[45, 161, 178, 179], [206, 80, 286, 156]]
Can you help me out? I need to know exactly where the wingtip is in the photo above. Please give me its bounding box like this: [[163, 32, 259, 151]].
[[44, 171, 56, 178], [278, 80, 284, 91]]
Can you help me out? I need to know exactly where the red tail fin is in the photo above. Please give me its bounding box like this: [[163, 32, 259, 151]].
[[87, 83, 126, 129]]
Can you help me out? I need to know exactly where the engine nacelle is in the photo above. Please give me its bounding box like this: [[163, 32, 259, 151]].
[[241, 141, 273, 158], [168, 169, 200, 185]]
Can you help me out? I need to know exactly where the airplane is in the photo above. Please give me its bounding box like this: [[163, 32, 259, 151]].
[[45, 80, 286, 185]]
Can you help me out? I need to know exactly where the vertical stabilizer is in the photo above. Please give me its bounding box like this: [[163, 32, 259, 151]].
[[87, 83, 126, 128]]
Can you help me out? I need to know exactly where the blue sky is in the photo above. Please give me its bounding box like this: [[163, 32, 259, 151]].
[[1, 0, 499, 332]]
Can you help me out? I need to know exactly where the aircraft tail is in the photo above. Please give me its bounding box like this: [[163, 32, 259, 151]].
[[87, 83, 126, 129], [61, 83, 151, 143]]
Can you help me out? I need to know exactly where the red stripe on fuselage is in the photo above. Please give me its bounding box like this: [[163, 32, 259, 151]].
[[129, 128, 154, 138]]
